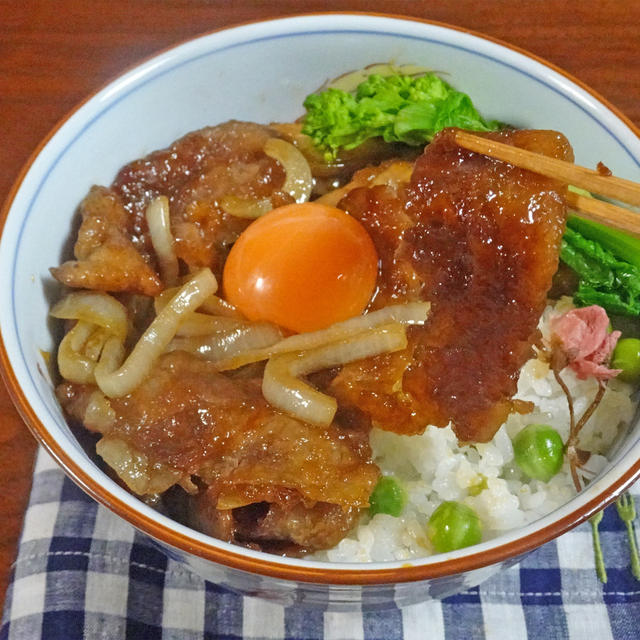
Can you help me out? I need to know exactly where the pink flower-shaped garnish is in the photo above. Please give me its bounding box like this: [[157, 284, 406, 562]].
[[550, 305, 621, 380]]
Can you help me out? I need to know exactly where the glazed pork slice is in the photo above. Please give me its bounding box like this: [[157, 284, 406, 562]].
[[57, 351, 378, 552], [50, 185, 163, 296], [330, 128, 573, 443], [51, 121, 296, 294], [112, 120, 295, 279]]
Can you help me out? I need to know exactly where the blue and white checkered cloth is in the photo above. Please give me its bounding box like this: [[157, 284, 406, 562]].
[[2, 449, 640, 639]]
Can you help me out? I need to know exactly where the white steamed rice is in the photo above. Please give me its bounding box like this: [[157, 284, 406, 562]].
[[314, 297, 637, 563]]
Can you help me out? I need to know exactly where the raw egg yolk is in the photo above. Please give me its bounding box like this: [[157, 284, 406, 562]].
[[222, 202, 379, 333]]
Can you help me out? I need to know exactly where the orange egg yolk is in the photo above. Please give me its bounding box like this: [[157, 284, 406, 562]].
[[222, 202, 379, 333]]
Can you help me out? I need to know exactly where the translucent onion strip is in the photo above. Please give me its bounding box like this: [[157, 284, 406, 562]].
[[96, 436, 184, 496], [95, 268, 218, 398], [198, 294, 242, 318], [219, 195, 273, 219], [264, 137, 313, 203], [82, 327, 111, 361], [263, 323, 408, 427], [51, 291, 128, 340], [217, 302, 429, 371], [57, 321, 102, 383], [155, 287, 243, 319], [67, 321, 97, 353], [94, 335, 126, 384], [146, 196, 179, 287], [175, 313, 248, 338], [168, 323, 283, 362], [155, 286, 247, 335]]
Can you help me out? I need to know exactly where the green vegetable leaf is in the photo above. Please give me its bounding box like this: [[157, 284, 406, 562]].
[[302, 72, 501, 159], [560, 227, 640, 316], [568, 213, 640, 270]]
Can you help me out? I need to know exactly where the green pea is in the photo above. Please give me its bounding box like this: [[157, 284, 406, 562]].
[[512, 423, 564, 482], [611, 338, 640, 383], [369, 476, 407, 517], [427, 501, 482, 553]]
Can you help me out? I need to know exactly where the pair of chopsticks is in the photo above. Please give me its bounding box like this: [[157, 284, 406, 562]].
[[455, 130, 640, 236]]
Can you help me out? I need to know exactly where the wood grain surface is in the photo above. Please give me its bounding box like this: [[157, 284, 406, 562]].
[[1, 0, 639, 611]]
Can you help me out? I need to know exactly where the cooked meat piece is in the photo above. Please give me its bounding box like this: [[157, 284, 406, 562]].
[[191, 487, 360, 553], [52, 121, 303, 293], [57, 351, 378, 551], [233, 500, 360, 552], [50, 186, 162, 296], [112, 120, 295, 278], [188, 489, 238, 544], [330, 128, 572, 442]]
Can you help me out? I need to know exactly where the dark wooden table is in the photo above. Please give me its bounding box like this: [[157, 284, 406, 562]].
[[1, 0, 639, 611]]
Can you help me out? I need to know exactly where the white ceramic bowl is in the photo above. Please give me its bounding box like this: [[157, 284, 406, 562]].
[[1, 13, 640, 610]]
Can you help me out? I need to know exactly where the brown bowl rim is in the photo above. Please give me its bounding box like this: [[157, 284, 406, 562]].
[[1, 11, 640, 586]]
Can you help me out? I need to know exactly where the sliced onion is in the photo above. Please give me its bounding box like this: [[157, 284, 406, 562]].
[[93, 334, 126, 384], [168, 322, 283, 361], [83, 327, 111, 361], [262, 322, 408, 426], [57, 321, 101, 383], [217, 302, 429, 371], [154, 287, 180, 312], [155, 285, 246, 336], [54, 291, 126, 384], [264, 137, 313, 203], [146, 196, 179, 287], [199, 295, 242, 318], [264, 353, 337, 427], [95, 268, 217, 398], [286, 322, 409, 376], [175, 313, 248, 338], [96, 436, 183, 496], [51, 291, 128, 340], [67, 320, 96, 352], [155, 287, 242, 319], [219, 195, 273, 219]]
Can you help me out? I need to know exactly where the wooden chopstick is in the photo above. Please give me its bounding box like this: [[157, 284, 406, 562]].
[[566, 191, 640, 235], [454, 130, 640, 235], [455, 130, 640, 207]]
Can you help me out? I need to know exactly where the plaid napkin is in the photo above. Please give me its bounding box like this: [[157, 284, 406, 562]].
[[2, 449, 639, 640]]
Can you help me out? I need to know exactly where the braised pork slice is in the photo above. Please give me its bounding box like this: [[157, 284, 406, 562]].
[[330, 128, 572, 443], [50, 185, 162, 296], [192, 489, 360, 552], [51, 122, 296, 294], [57, 351, 378, 552], [112, 120, 295, 279]]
